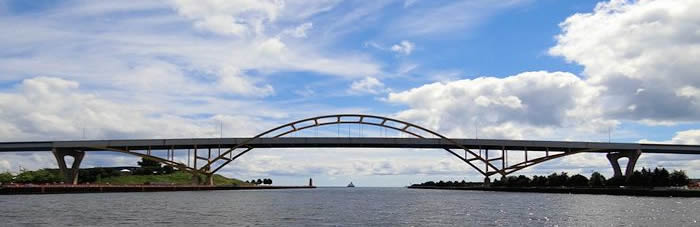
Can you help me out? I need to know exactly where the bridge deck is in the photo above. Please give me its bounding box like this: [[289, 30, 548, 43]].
[[1, 137, 700, 154]]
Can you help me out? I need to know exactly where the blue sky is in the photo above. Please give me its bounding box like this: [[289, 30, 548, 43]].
[[1, 0, 700, 186]]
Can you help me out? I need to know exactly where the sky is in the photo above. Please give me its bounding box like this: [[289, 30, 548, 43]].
[[1, 0, 700, 186]]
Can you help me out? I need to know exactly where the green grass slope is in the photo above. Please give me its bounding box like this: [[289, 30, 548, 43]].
[[95, 171, 249, 185]]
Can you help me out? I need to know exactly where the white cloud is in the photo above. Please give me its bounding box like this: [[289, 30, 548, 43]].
[[278, 0, 341, 21], [0, 77, 270, 141], [677, 86, 700, 99], [0, 159, 10, 171], [550, 0, 700, 124], [320, 1, 394, 40], [390, 0, 528, 36], [387, 71, 614, 140], [390, 40, 415, 55], [473, 95, 523, 109], [283, 22, 313, 38], [170, 0, 338, 38], [294, 86, 315, 97], [640, 129, 700, 145], [365, 40, 415, 56], [170, 0, 284, 37], [216, 148, 475, 178], [217, 66, 275, 97], [0, 0, 381, 94], [349, 76, 387, 95]]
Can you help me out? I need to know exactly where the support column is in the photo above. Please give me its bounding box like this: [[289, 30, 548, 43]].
[[206, 174, 214, 186], [52, 148, 85, 185], [606, 149, 642, 180], [483, 177, 491, 187], [485, 149, 489, 173]]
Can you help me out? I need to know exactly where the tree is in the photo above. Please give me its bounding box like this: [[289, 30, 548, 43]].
[[531, 175, 548, 187], [640, 168, 653, 185], [628, 170, 648, 187], [547, 172, 569, 186], [14, 171, 34, 183], [263, 178, 272, 185], [492, 177, 504, 187], [670, 170, 690, 187], [514, 175, 531, 187], [589, 172, 606, 187], [35, 169, 61, 183], [137, 158, 162, 175], [0, 172, 13, 184], [503, 176, 518, 187], [568, 174, 589, 187], [162, 166, 175, 174], [14, 169, 61, 184], [256, 179, 263, 185], [138, 158, 161, 168], [606, 176, 625, 187], [651, 168, 670, 187]]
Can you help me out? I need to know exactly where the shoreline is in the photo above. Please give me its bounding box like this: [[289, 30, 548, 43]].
[[407, 185, 700, 197], [0, 185, 315, 195]]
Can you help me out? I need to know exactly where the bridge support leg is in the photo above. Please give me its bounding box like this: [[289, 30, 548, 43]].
[[606, 149, 642, 181], [206, 174, 214, 186], [483, 177, 491, 187], [52, 148, 85, 185]]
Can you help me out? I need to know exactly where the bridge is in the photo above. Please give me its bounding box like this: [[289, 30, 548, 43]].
[[2, 114, 699, 185]]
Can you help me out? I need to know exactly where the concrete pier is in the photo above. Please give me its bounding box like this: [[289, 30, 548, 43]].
[[52, 148, 85, 185], [606, 149, 642, 180]]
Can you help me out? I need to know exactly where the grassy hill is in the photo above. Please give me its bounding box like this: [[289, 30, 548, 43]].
[[95, 171, 250, 185]]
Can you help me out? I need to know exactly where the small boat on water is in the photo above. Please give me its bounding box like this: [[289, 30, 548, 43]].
[[347, 182, 355, 187]]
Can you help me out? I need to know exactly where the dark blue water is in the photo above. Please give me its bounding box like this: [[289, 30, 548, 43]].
[[1, 188, 698, 226]]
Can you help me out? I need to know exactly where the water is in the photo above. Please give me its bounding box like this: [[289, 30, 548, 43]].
[[1, 188, 698, 226]]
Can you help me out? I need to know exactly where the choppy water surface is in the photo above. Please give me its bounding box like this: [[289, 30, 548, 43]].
[[1, 188, 698, 226]]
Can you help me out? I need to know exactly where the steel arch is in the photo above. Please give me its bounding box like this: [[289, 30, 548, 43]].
[[200, 114, 505, 177]]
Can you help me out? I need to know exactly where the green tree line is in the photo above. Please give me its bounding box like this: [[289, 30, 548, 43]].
[[411, 180, 482, 187], [413, 167, 691, 188], [0, 169, 62, 184]]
